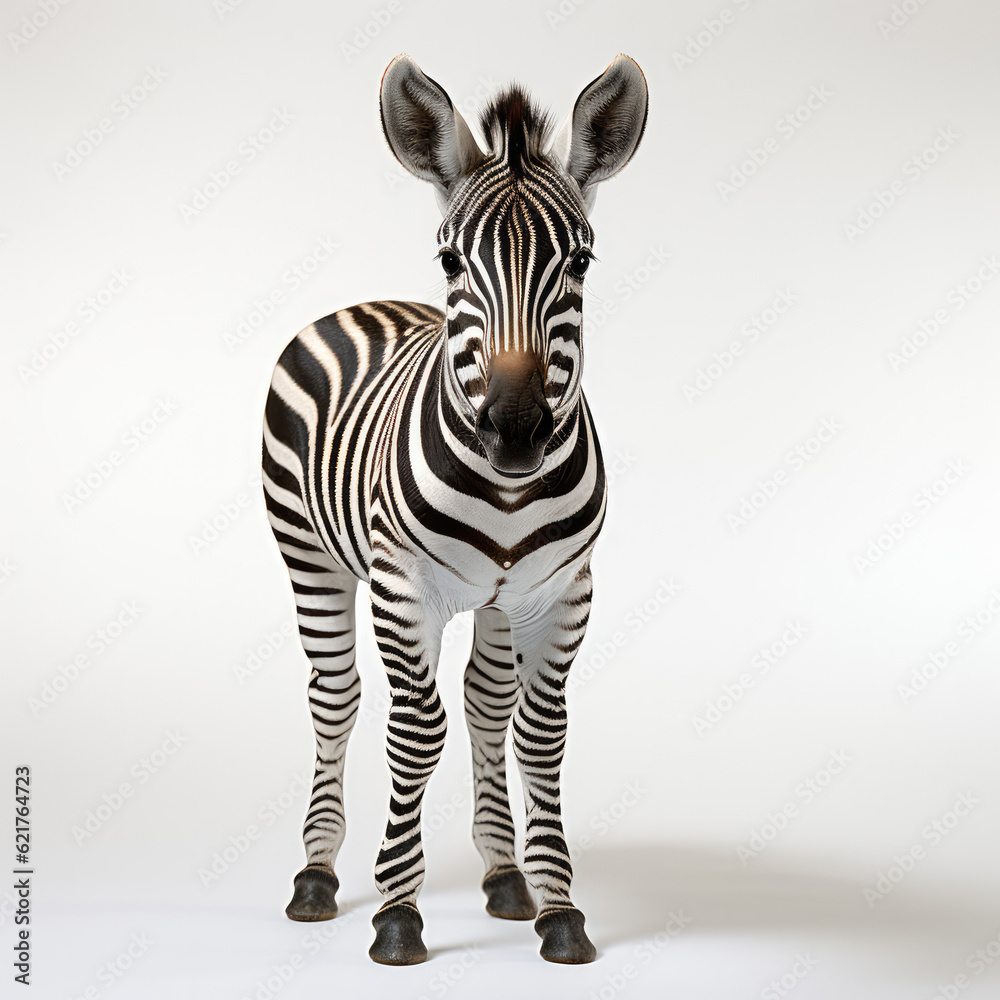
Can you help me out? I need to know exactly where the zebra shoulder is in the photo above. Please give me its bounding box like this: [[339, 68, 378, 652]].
[[272, 300, 443, 393], [312, 301, 443, 353]]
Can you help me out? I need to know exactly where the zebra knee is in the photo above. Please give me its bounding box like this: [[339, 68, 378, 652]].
[[388, 684, 448, 753]]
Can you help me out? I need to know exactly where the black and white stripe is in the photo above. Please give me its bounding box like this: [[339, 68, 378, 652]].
[[263, 53, 647, 964]]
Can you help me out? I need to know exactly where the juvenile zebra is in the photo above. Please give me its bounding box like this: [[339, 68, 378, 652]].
[[262, 53, 647, 965]]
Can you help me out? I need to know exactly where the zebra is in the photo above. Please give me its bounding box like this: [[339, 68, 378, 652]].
[[261, 53, 647, 965]]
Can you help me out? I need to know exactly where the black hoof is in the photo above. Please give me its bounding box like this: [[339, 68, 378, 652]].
[[369, 903, 427, 965], [285, 866, 339, 922], [535, 907, 597, 964], [483, 866, 537, 920]]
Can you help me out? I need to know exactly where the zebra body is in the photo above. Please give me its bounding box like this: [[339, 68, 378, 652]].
[[262, 54, 647, 965], [267, 302, 604, 598]]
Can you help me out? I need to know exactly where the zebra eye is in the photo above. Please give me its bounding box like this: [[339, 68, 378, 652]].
[[568, 250, 592, 280], [439, 250, 463, 279]]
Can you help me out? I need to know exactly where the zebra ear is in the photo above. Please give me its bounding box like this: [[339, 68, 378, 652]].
[[550, 54, 648, 214], [380, 54, 484, 212]]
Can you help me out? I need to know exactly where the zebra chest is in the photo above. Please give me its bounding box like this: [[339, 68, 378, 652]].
[[386, 475, 603, 605], [342, 341, 606, 604]]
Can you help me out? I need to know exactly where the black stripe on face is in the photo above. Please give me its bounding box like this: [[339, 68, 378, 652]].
[[440, 159, 592, 421], [453, 339, 484, 368]]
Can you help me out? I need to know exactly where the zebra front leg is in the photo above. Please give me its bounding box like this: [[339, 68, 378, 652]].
[[464, 607, 536, 920], [509, 565, 597, 964], [367, 551, 447, 965], [283, 561, 360, 922]]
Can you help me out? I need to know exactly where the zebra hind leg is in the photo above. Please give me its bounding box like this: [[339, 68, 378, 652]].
[[464, 608, 536, 920]]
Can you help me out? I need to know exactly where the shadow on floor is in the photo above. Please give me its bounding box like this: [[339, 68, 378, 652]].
[[560, 842, 998, 978]]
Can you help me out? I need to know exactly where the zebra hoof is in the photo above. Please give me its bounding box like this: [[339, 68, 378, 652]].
[[535, 907, 597, 964], [369, 903, 427, 965], [285, 866, 339, 922], [483, 866, 536, 920]]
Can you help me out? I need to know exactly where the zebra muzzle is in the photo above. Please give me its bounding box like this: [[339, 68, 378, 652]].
[[475, 358, 554, 475]]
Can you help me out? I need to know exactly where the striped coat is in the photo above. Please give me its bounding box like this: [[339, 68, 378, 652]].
[[262, 54, 647, 966]]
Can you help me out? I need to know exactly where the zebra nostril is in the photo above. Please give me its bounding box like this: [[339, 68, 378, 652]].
[[477, 406, 502, 446], [483, 401, 546, 448], [529, 403, 554, 448]]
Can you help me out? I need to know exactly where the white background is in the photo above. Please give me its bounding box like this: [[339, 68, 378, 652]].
[[3, 0, 1000, 997]]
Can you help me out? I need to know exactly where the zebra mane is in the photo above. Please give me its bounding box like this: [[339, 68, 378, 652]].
[[478, 86, 554, 176]]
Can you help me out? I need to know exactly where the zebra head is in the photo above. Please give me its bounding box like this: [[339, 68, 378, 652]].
[[380, 55, 647, 476]]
